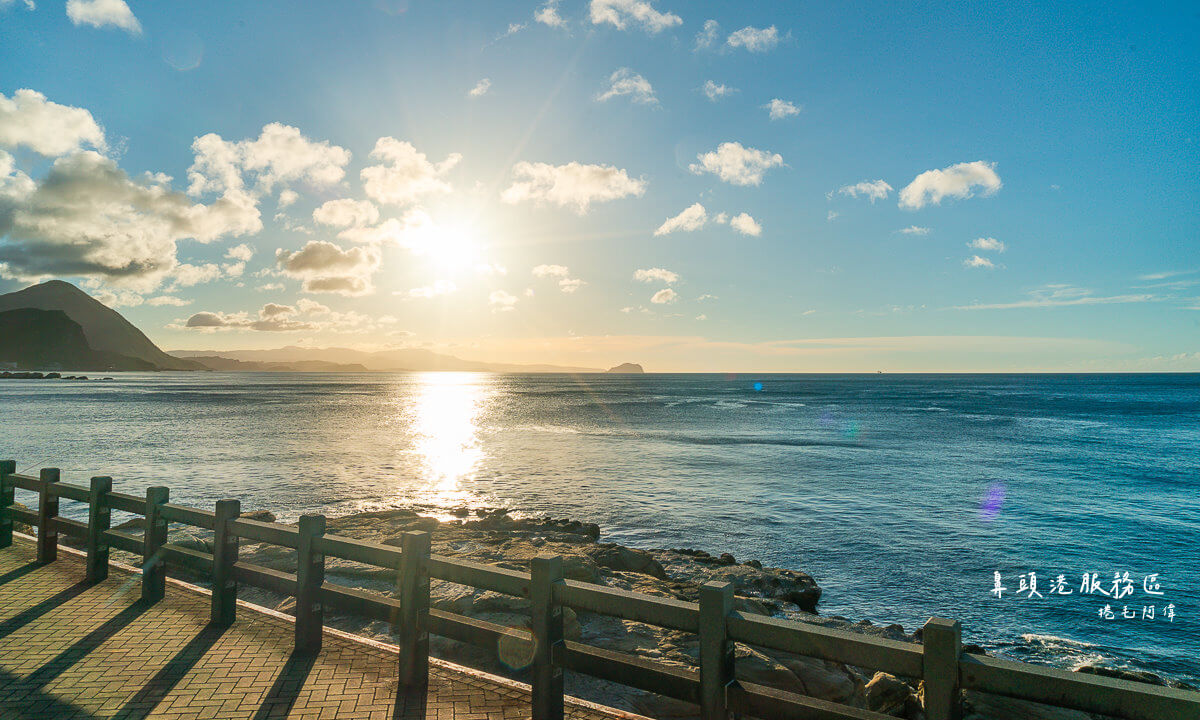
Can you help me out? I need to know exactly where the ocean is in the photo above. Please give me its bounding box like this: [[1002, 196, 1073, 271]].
[[2, 372, 1197, 683]]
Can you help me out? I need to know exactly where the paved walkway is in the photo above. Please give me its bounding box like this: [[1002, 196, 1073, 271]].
[[0, 537, 623, 720]]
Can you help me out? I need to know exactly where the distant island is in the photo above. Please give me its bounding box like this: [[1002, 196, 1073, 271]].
[[0, 280, 615, 373], [606, 362, 645, 374]]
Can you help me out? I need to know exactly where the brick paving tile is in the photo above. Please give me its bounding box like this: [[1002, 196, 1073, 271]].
[[0, 537, 632, 720]]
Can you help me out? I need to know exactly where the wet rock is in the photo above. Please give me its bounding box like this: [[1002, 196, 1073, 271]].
[[583, 543, 667, 579], [866, 672, 923, 718]]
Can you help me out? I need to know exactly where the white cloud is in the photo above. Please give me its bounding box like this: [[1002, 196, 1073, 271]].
[[66, 0, 140, 34], [635, 267, 679, 284], [650, 288, 677, 304], [188, 123, 351, 197], [312, 198, 379, 228], [275, 240, 381, 296], [899, 225, 930, 235], [179, 301, 395, 333], [953, 285, 1155, 310], [499, 23, 525, 38], [596, 68, 658, 105], [1138, 269, 1196, 281], [898, 160, 1002, 209], [0, 150, 259, 291], [225, 244, 254, 262], [969, 237, 1006, 252], [589, 0, 681, 33], [0, 89, 107, 156], [726, 25, 779, 52], [763, 98, 800, 120], [713, 213, 728, 224], [182, 305, 315, 333], [277, 189, 299, 208], [535, 0, 565, 27], [147, 295, 191, 307], [689, 142, 783, 186], [838, 179, 893, 203], [827, 210, 839, 222], [729, 212, 762, 236], [405, 280, 457, 298], [654, 202, 707, 235], [489, 289, 519, 310], [702, 80, 736, 101], [533, 264, 570, 278], [501, 161, 645, 213], [963, 255, 996, 269], [533, 264, 584, 293], [468, 78, 492, 97], [173, 262, 223, 287], [335, 208, 435, 248], [475, 262, 507, 276], [694, 19, 720, 49], [1, 1, 37, 11], [360, 137, 461, 206], [695, 314, 707, 321]]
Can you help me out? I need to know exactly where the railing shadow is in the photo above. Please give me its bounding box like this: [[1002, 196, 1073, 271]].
[[109, 623, 229, 720], [22, 600, 150, 690], [250, 649, 319, 720], [0, 561, 41, 586], [392, 682, 430, 720], [0, 667, 103, 720], [0, 580, 92, 639]]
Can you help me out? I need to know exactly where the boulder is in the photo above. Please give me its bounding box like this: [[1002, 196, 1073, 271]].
[[866, 672, 923, 718], [583, 544, 667, 579]]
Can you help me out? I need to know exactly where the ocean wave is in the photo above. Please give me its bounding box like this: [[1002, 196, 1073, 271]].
[[511, 424, 582, 434], [633, 432, 865, 449]]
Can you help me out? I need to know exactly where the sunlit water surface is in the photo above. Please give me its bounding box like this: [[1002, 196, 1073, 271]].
[[1, 372, 1197, 682]]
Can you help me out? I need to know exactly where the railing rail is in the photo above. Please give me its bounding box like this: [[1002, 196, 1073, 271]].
[[0, 459, 1196, 720]]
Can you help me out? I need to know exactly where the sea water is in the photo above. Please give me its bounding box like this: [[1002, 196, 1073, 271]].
[[2, 372, 1196, 682]]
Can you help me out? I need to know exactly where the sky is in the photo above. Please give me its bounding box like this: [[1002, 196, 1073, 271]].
[[1, 0, 1198, 371]]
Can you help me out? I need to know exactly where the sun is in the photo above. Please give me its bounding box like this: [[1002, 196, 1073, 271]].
[[407, 219, 484, 275]]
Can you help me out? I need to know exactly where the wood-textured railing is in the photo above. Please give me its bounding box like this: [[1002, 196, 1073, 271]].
[[0, 461, 1197, 720]]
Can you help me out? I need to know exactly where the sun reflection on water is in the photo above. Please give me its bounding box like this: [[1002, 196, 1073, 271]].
[[405, 372, 491, 509]]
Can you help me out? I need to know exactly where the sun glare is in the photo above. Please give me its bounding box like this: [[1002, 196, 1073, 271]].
[[408, 220, 483, 275], [406, 372, 491, 508]]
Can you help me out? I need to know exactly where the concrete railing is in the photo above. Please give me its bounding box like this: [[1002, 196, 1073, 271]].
[[1, 460, 1198, 720]]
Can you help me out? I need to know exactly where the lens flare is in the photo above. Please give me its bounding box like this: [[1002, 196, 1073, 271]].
[[980, 481, 1006, 522]]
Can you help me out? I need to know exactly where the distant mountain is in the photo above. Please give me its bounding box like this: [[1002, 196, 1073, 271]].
[[0, 308, 156, 371], [606, 363, 645, 374], [0, 280, 201, 370], [188, 356, 370, 372], [171, 346, 603, 373]]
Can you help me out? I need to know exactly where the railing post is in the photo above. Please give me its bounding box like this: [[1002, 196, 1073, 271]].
[[0, 460, 14, 548], [142, 486, 169, 602], [295, 513, 326, 653], [397, 530, 430, 688], [211, 498, 240, 626], [922, 617, 962, 720], [85, 476, 112, 582], [700, 581, 735, 720], [531, 554, 565, 720], [36, 468, 60, 564]]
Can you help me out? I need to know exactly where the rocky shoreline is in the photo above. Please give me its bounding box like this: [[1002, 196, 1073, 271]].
[[19, 504, 1190, 719]]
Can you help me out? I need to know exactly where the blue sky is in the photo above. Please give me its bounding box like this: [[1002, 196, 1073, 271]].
[[1, 0, 1197, 370]]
